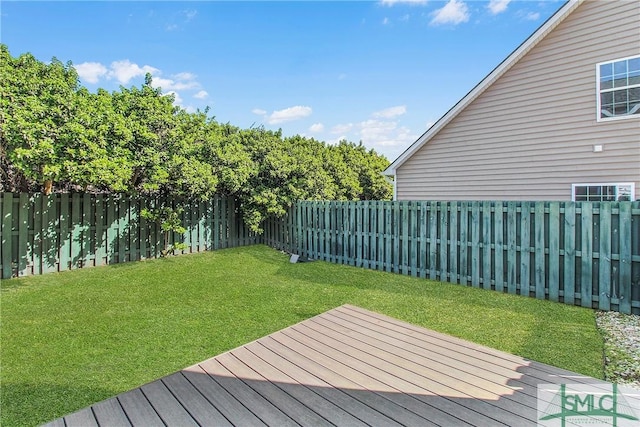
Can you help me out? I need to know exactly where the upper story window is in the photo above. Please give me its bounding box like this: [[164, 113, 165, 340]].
[[597, 55, 640, 121]]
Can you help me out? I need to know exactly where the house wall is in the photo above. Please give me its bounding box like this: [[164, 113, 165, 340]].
[[396, 0, 640, 201]]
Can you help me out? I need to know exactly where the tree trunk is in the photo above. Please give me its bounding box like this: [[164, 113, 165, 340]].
[[43, 180, 53, 195]]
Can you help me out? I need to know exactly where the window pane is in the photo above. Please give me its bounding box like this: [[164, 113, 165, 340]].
[[614, 60, 627, 75], [614, 90, 628, 103], [614, 103, 629, 116], [575, 195, 587, 201], [630, 87, 640, 102], [588, 186, 601, 196], [601, 92, 613, 104], [575, 186, 587, 196], [629, 70, 640, 86], [613, 74, 627, 88], [600, 63, 613, 78], [629, 57, 640, 73]]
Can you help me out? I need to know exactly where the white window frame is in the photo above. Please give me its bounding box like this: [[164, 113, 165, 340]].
[[571, 183, 636, 202], [596, 54, 640, 122]]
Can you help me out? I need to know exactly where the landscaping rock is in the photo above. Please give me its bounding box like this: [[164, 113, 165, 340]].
[[595, 310, 640, 390]]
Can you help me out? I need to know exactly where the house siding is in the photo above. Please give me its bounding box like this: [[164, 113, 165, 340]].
[[396, 0, 640, 201]]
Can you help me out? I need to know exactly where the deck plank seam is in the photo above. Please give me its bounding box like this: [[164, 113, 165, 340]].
[[230, 347, 349, 427], [312, 313, 543, 401], [177, 371, 235, 426], [185, 365, 269, 426], [337, 306, 600, 383], [296, 319, 530, 426], [255, 337, 406, 427], [318, 311, 588, 414], [273, 329, 440, 426], [219, 351, 320, 426], [199, 358, 298, 426], [160, 375, 211, 426], [283, 325, 481, 427], [336, 306, 535, 367], [242, 343, 372, 427], [137, 386, 170, 426], [251, 340, 398, 427]]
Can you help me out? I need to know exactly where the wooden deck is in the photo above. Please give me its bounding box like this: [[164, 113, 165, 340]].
[[44, 304, 608, 426]]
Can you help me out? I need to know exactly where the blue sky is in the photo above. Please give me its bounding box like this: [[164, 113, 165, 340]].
[[2, 0, 564, 161]]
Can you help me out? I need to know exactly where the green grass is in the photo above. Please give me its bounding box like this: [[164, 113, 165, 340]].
[[1, 245, 603, 426]]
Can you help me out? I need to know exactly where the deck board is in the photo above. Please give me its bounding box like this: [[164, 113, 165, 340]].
[[45, 304, 612, 426], [91, 397, 131, 426]]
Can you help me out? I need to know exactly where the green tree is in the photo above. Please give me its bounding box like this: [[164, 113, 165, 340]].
[[1, 45, 392, 234], [0, 44, 81, 193]]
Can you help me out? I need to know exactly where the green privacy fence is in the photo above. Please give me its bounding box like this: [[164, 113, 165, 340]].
[[3, 194, 639, 313], [0, 193, 258, 279], [263, 200, 640, 314]]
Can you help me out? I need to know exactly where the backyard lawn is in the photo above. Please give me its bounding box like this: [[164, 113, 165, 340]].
[[1, 245, 603, 426]]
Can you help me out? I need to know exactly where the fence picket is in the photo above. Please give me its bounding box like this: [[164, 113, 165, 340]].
[[619, 203, 632, 314], [429, 201, 438, 280], [506, 202, 517, 294], [563, 203, 577, 305], [439, 202, 449, 282], [598, 203, 612, 310], [59, 193, 71, 272], [520, 201, 531, 296], [548, 202, 560, 302], [534, 202, 546, 300], [482, 201, 492, 290], [581, 203, 594, 308], [471, 201, 480, 288], [18, 193, 29, 277], [494, 202, 504, 293], [1, 193, 13, 278], [449, 202, 459, 284]]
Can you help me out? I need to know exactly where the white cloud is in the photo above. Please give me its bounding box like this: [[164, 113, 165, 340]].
[[194, 90, 209, 99], [372, 105, 407, 119], [309, 123, 324, 133], [524, 11, 540, 21], [383, 17, 389, 25], [487, 0, 510, 15], [331, 123, 354, 134], [74, 62, 108, 84], [252, 108, 267, 115], [150, 76, 199, 91], [109, 60, 158, 84], [357, 119, 417, 149], [267, 106, 312, 124], [430, 0, 470, 25], [380, 0, 428, 6], [183, 9, 197, 21], [173, 72, 196, 81], [166, 23, 178, 31]]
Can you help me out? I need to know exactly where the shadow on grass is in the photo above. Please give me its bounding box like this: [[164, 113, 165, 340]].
[[1, 382, 120, 427]]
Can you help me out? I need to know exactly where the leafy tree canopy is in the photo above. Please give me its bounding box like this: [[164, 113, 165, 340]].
[[0, 45, 392, 231]]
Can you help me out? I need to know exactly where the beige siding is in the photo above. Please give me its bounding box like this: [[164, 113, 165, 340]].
[[397, 0, 640, 201]]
